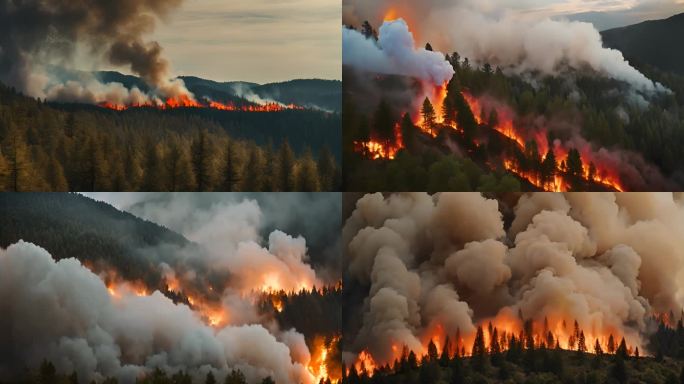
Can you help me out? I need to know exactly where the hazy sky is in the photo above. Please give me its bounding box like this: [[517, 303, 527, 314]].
[[152, 0, 341, 83], [504, 0, 684, 30]]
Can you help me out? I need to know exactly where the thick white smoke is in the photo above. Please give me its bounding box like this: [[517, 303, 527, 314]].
[[343, 0, 666, 93], [343, 192, 684, 365], [0, 241, 315, 384], [343, 19, 455, 85]]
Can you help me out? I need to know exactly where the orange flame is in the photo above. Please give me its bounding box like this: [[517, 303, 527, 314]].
[[309, 336, 341, 384], [99, 96, 305, 112], [354, 313, 641, 377]]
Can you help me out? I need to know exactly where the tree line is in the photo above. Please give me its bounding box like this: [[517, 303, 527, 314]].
[[0, 83, 340, 191], [343, 319, 684, 384]]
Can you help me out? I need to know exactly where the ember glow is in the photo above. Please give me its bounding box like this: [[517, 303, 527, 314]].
[[353, 123, 404, 160], [99, 95, 305, 112], [309, 336, 341, 384], [351, 315, 638, 377]]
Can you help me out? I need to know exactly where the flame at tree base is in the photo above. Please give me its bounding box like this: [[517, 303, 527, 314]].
[[350, 315, 647, 378], [98, 94, 305, 112]]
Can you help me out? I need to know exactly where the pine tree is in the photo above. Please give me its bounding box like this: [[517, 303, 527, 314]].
[[594, 339, 603, 355], [225, 370, 247, 384], [400, 112, 416, 152], [205, 372, 216, 384], [421, 97, 436, 135], [374, 99, 395, 148], [262, 142, 277, 192], [222, 139, 242, 191], [296, 149, 321, 192], [4, 123, 31, 191], [608, 334, 616, 354], [46, 156, 69, 191], [278, 140, 296, 191], [617, 337, 628, 359], [440, 336, 452, 366], [427, 339, 439, 361], [317, 147, 337, 191], [243, 145, 266, 191], [472, 325, 487, 369], [191, 129, 214, 191], [578, 330, 587, 353]]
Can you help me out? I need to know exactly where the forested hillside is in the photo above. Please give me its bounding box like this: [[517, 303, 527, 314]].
[[602, 13, 684, 76], [344, 35, 684, 191], [0, 84, 341, 191], [0, 193, 190, 288]]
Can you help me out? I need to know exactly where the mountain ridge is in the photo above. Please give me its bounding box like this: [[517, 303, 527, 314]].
[[601, 12, 684, 75]]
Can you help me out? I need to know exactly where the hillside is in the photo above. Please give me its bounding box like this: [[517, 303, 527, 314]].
[[602, 13, 684, 75], [0, 83, 341, 192], [96, 71, 342, 112], [0, 193, 191, 288]]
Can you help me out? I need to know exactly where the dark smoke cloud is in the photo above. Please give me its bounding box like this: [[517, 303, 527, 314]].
[[0, 0, 187, 99]]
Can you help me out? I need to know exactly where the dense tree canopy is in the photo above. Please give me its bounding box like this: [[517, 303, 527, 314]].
[[0, 84, 341, 191]]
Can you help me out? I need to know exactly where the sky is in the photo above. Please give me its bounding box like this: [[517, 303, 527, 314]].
[[503, 0, 684, 30], [152, 0, 341, 83]]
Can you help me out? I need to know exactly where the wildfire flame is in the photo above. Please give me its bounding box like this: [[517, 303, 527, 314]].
[[352, 314, 640, 377], [309, 336, 341, 384], [354, 81, 626, 191], [353, 123, 404, 160], [99, 95, 304, 112]]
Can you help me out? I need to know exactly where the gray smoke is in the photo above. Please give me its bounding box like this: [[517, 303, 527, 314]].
[[0, 241, 315, 384], [0, 0, 190, 100], [343, 192, 684, 365], [343, 19, 454, 86], [343, 0, 667, 93]]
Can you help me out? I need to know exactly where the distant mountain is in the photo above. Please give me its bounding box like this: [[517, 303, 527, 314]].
[[602, 13, 684, 75], [0, 193, 191, 287], [95, 71, 341, 112]]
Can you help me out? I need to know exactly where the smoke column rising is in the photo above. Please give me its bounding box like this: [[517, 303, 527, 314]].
[[342, 0, 666, 93], [0, 0, 192, 101], [343, 193, 684, 366]]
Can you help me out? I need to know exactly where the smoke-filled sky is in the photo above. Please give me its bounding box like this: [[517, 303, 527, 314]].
[[151, 0, 341, 82], [82, 193, 343, 279], [342, 192, 684, 366], [512, 0, 684, 30]]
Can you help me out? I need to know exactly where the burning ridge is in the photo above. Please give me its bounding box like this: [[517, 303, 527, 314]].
[[344, 15, 672, 191]]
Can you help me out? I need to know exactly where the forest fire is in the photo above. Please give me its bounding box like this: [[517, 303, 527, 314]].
[[309, 336, 341, 384], [351, 316, 638, 377], [354, 82, 626, 191], [353, 123, 404, 160], [99, 95, 305, 112], [349, 15, 630, 191]]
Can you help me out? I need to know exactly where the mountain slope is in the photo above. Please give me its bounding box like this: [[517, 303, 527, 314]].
[[0, 193, 191, 287], [95, 71, 341, 112], [601, 13, 684, 75]]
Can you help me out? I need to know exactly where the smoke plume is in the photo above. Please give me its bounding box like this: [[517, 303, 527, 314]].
[[0, 0, 191, 101], [0, 241, 315, 384], [343, 20, 454, 86], [343, 192, 684, 366], [342, 0, 666, 93]]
